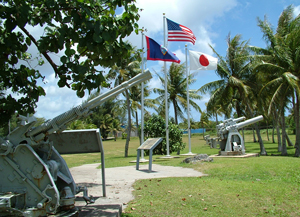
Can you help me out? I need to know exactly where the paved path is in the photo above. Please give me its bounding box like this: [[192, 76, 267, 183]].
[[70, 163, 207, 215]]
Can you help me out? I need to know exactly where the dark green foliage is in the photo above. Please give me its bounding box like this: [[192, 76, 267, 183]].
[[154, 62, 201, 125], [66, 120, 97, 130], [0, 0, 140, 128], [144, 114, 185, 155], [87, 98, 119, 140], [122, 133, 127, 139], [287, 113, 295, 134]]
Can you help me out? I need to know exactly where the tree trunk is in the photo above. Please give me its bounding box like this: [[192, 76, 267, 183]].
[[246, 103, 266, 155], [280, 110, 287, 156], [272, 118, 275, 143], [254, 123, 267, 155], [294, 94, 300, 157], [173, 99, 178, 125], [215, 113, 218, 125], [135, 111, 141, 145], [276, 124, 282, 152], [266, 122, 270, 141], [275, 111, 282, 152], [286, 134, 294, 147], [173, 99, 181, 155], [124, 90, 131, 157], [252, 127, 257, 142]]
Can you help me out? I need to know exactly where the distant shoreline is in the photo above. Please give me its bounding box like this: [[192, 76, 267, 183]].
[[182, 128, 206, 134]]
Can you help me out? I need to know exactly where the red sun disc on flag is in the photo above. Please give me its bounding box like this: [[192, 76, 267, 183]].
[[199, 55, 209, 66]]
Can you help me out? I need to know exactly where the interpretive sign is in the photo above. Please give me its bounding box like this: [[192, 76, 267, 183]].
[[136, 138, 163, 172]]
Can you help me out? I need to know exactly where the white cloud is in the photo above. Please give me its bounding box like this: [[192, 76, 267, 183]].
[[24, 0, 239, 120], [43, 73, 56, 84], [294, 5, 300, 17], [128, 0, 238, 50], [35, 86, 88, 119], [148, 74, 161, 90], [173, 49, 184, 63], [34, 73, 89, 119]]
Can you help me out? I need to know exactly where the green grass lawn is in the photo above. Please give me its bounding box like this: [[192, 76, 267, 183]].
[[62, 132, 300, 216]]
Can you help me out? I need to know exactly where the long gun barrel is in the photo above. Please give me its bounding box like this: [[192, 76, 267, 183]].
[[235, 115, 263, 129], [218, 115, 264, 136], [1, 69, 152, 216], [216, 115, 264, 154], [27, 70, 152, 142], [217, 116, 245, 128]]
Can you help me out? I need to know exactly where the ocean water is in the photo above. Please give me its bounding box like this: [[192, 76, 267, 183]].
[[182, 128, 206, 134]]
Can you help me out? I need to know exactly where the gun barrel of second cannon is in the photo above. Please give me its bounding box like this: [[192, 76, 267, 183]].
[[235, 115, 263, 129], [217, 116, 245, 127], [234, 116, 246, 123]]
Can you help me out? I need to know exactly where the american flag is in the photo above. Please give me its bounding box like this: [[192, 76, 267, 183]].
[[166, 18, 196, 45]]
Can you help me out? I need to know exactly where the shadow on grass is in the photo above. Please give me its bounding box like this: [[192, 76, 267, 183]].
[[152, 159, 174, 162], [245, 142, 296, 157], [105, 155, 137, 159]]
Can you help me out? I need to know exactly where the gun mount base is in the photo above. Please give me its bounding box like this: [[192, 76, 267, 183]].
[[1, 71, 152, 216], [219, 150, 244, 156], [215, 115, 263, 156]]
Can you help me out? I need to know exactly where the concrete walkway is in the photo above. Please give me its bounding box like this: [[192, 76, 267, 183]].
[[70, 163, 207, 216]]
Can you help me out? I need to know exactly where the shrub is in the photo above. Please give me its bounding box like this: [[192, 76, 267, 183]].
[[122, 133, 127, 139], [144, 114, 185, 155]]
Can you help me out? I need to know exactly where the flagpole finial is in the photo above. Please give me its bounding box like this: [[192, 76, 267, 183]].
[[163, 13, 165, 15], [185, 44, 187, 47]]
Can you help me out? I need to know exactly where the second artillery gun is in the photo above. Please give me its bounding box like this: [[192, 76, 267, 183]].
[[216, 115, 263, 155], [0, 70, 152, 216]]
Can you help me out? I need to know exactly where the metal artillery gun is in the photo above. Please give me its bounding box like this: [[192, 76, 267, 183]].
[[217, 115, 263, 155], [0, 70, 152, 216], [204, 135, 220, 149]]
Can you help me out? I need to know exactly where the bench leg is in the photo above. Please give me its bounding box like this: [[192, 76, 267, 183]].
[[136, 150, 140, 170], [148, 150, 153, 172]]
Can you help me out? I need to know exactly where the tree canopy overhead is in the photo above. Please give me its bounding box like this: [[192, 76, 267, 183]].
[[0, 0, 140, 127]]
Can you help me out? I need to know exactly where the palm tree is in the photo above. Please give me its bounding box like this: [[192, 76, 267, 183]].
[[253, 5, 300, 156], [99, 114, 113, 140], [154, 62, 202, 125], [67, 120, 97, 130], [206, 101, 223, 126], [199, 34, 267, 155], [107, 49, 141, 157], [84, 94, 122, 139], [199, 110, 210, 139], [258, 72, 295, 155], [111, 118, 122, 141]]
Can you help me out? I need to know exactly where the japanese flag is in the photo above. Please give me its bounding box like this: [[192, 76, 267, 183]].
[[189, 50, 218, 70]]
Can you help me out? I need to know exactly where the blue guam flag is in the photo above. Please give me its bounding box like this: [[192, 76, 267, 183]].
[[146, 36, 180, 63]]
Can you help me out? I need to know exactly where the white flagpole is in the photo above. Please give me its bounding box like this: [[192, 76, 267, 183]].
[[186, 45, 191, 153], [181, 46, 195, 156], [140, 28, 146, 161], [187, 46, 194, 155], [163, 13, 170, 157]]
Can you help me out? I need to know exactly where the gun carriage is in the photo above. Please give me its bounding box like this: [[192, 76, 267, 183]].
[[0, 71, 152, 216], [216, 115, 263, 155]]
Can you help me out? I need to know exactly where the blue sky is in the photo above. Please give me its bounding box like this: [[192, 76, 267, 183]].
[[31, 0, 300, 123]]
